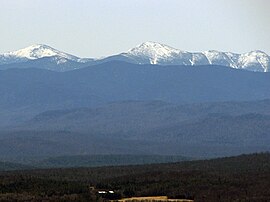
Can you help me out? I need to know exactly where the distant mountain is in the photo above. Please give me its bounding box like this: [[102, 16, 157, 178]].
[[31, 154, 190, 168], [0, 42, 269, 72], [2, 100, 270, 159], [1, 61, 270, 126], [26, 100, 270, 134]]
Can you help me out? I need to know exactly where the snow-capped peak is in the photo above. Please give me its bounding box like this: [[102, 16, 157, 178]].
[[127, 41, 181, 55], [125, 42, 183, 64], [238, 50, 270, 72], [5, 44, 79, 61]]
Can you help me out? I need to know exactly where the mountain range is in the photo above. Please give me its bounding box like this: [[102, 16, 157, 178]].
[[1, 42, 270, 160], [0, 42, 269, 72]]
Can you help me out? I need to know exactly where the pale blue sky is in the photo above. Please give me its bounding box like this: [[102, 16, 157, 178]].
[[0, 0, 269, 57]]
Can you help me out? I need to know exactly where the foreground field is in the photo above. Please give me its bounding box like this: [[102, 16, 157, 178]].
[[116, 196, 193, 202], [0, 153, 269, 201]]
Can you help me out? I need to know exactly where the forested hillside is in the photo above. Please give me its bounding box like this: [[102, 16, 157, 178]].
[[0, 153, 269, 201]]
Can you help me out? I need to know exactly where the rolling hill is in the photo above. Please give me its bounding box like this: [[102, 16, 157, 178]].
[[0, 99, 269, 159]]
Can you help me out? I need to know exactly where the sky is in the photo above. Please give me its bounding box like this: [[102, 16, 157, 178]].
[[0, 0, 269, 58]]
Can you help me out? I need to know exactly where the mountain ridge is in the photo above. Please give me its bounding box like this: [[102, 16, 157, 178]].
[[0, 42, 269, 72]]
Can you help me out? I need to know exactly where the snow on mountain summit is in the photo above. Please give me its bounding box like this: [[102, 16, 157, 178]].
[[125, 42, 184, 64], [238, 50, 270, 72], [127, 42, 181, 58], [5, 44, 79, 61], [121, 42, 270, 72]]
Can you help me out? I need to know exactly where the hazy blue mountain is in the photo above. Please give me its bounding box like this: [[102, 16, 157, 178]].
[[29, 154, 190, 168], [0, 161, 33, 171], [25, 100, 270, 135], [1, 61, 270, 126], [1, 100, 270, 159]]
